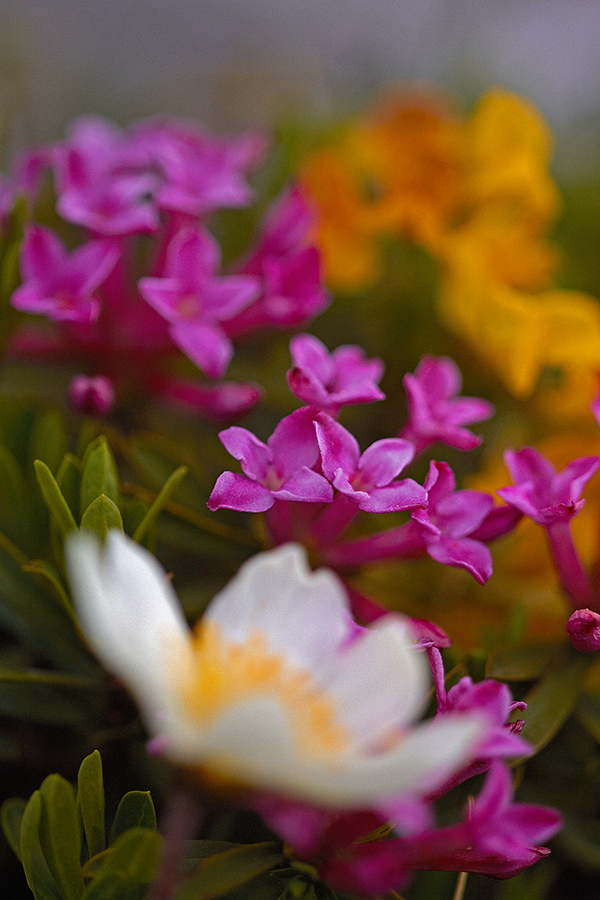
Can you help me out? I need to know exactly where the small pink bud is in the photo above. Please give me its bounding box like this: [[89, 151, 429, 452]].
[[566, 608, 600, 652], [68, 374, 115, 416]]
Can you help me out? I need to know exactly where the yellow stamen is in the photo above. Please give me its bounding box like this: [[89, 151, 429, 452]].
[[176, 621, 349, 759]]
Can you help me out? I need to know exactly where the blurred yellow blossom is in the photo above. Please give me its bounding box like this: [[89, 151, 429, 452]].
[[301, 86, 600, 406]]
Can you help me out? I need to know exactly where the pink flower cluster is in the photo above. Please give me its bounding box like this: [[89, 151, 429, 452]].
[[209, 347, 515, 585], [5, 118, 328, 416]]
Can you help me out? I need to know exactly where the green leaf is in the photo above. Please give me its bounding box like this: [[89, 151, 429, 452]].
[[175, 841, 285, 900], [0, 671, 99, 727], [0, 445, 26, 514], [576, 690, 600, 744], [77, 751, 106, 860], [0, 235, 21, 302], [38, 774, 85, 900], [23, 558, 76, 619], [0, 542, 97, 674], [81, 495, 124, 539], [20, 790, 62, 900], [514, 650, 591, 755], [1, 796, 26, 861], [555, 818, 600, 869], [83, 827, 161, 900], [80, 437, 120, 518], [56, 453, 83, 521], [132, 465, 188, 543], [109, 792, 156, 845], [30, 410, 68, 476], [34, 459, 78, 537], [486, 643, 560, 681]]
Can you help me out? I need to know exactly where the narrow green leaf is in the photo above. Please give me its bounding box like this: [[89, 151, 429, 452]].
[[175, 841, 285, 900], [83, 828, 161, 900], [80, 437, 120, 518], [486, 643, 559, 681], [38, 774, 85, 900], [0, 237, 21, 301], [0, 445, 26, 513], [514, 651, 591, 755], [555, 818, 600, 869], [133, 465, 188, 543], [30, 410, 68, 476], [1, 796, 26, 861], [34, 459, 78, 537], [23, 558, 75, 619], [81, 495, 124, 539], [109, 792, 156, 845], [0, 674, 99, 727], [56, 453, 83, 520], [576, 690, 600, 744], [77, 751, 106, 860], [20, 790, 62, 900], [0, 543, 97, 674]]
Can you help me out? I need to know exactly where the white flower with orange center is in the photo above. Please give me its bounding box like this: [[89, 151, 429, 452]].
[[65, 531, 485, 809]]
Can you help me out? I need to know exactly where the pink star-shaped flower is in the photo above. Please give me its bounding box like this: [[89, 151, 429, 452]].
[[11, 225, 119, 323], [401, 356, 494, 454], [139, 226, 259, 378], [208, 407, 333, 513], [287, 334, 384, 415]]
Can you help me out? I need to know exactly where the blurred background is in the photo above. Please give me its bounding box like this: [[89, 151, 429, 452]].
[[1, 0, 600, 175]]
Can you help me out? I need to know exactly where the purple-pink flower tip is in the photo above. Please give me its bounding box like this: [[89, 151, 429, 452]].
[[68, 375, 115, 416], [567, 608, 600, 652]]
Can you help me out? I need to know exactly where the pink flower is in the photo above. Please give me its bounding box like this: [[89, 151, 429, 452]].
[[326, 462, 500, 584], [498, 447, 600, 606], [133, 117, 266, 217], [139, 226, 259, 378], [224, 186, 330, 338], [315, 413, 425, 514], [287, 334, 384, 415], [498, 447, 600, 526], [11, 225, 119, 323], [54, 116, 160, 236], [68, 374, 115, 416], [566, 608, 600, 652], [400, 356, 494, 454], [208, 407, 333, 513]]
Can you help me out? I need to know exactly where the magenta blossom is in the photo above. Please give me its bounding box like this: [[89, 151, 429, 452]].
[[315, 414, 426, 514], [498, 447, 600, 607], [139, 226, 259, 378], [207, 407, 333, 513], [133, 117, 266, 218], [224, 186, 329, 339], [400, 355, 494, 454], [566, 608, 600, 652], [68, 374, 115, 416], [427, 671, 530, 799], [325, 461, 499, 583], [54, 116, 160, 236], [287, 334, 384, 415], [11, 225, 119, 324], [497, 447, 600, 526]]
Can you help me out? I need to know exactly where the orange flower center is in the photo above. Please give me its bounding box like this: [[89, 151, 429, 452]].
[[176, 621, 350, 759]]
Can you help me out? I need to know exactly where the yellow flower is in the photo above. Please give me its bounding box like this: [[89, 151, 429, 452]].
[[298, 89, 464, 289], [439, 226, 600, 397], [463, 89, 559, 227]]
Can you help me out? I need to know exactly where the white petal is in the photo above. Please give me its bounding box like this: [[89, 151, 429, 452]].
[[65, 530, 189, 726], [178, 697, 484, 808], [320, 616, 430, 748], [205, 544, 355, 669]]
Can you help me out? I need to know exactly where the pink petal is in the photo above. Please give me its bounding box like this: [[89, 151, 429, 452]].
[[207, 471, 274, 512]]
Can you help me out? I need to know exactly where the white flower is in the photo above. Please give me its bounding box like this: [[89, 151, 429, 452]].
[[65, 530, 485, 809]]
